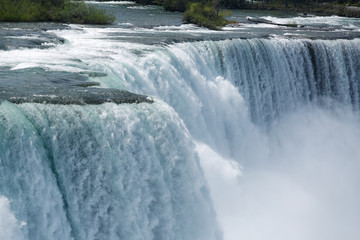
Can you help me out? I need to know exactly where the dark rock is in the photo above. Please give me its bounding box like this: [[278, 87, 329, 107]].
[[0, 67, 153, 105]]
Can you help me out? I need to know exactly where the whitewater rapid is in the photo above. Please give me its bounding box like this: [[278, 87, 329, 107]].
[[1, 17, 360, 240]]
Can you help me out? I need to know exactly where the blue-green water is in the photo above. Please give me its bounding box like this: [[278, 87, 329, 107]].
[[1, 3, 360, 240]]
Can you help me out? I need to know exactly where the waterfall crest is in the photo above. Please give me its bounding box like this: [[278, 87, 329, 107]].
[[1, 32, 360, 240], [0, 101, 220, 240]]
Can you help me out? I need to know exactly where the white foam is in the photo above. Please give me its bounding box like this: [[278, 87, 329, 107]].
[[2, 23, 360, 240], [197, 104, 360, 240], [262, 15, 360, 30], [127, 5, 158, 9], [11, 63, 40, 70], [85, 1, 135, 4], [0, 196, 25, 240]]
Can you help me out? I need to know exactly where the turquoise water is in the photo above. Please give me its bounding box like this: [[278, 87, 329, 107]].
[[1, 3, 360, 240]]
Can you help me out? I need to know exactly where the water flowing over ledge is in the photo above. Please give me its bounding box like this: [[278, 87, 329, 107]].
[[0, 101, 221, 240], [1, 18, 360, 240]]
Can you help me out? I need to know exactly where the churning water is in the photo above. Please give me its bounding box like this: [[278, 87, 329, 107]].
[[1, 2, 360, 240]]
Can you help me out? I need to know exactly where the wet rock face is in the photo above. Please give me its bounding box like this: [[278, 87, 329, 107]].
[[5, 89, 154, 105], [0, 67, 153, 105], [0, 23, 67, 51]]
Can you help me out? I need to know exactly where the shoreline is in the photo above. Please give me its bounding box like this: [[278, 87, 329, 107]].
[[242, 3, 360, 18]]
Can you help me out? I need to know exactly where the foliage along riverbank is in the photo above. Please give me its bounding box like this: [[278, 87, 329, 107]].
[[0, 0, 115, 24], [142, 0, 360, 27], [183, 2, 232, 29], [130, 0, 234, 29], [2, 0, 359, 29], [134, 0, 360, 29], [245, 2, 360, 18]]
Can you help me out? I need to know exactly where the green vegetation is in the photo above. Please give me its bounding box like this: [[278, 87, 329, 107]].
[[240, 0, 360, 18], [160, 0, 246, 11], [183, 2, 231, 29], [2, 0, 358, 28], [133, 0, 235, 29], [0, 0, 115, 24], [135, 0, 360, 27]]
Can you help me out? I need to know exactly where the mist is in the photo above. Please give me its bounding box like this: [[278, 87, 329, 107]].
[[198, 104, 360, 240]]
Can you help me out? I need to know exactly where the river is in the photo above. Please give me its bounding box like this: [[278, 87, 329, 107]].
[[0, 1, 360, 240]]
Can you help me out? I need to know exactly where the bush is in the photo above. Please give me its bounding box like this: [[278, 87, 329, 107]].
[[54, 1, 115, 24], [0, 0, 44, 22], [183, 2, 230, 29], [0, 0, 115, 24]]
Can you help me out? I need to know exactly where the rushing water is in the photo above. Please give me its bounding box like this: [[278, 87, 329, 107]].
[[1, 2, 360, 240]]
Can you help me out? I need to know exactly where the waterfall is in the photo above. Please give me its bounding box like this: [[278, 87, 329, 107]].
[[1, 30, 360, 240], [0, 101, 220, 240], [86, 37, 360, 159], [220, 39, 360, 125], [89, 37, 360, 239]]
